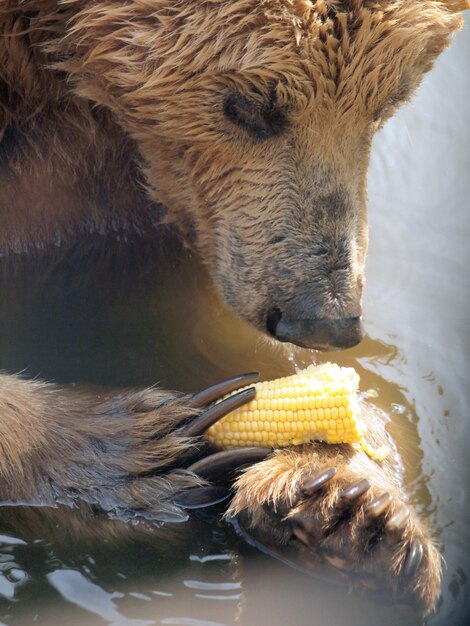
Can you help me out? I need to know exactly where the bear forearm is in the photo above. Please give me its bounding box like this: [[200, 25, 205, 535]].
[[0, 374, 204, 511]]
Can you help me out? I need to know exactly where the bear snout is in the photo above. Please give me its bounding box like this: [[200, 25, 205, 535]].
[[266, 308, 364, 351]]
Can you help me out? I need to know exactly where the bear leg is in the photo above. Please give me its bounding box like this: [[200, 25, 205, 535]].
[[0, 372, 262, 523]]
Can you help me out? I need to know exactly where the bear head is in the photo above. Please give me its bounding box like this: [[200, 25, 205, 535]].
[[63, 0, 467, 349]]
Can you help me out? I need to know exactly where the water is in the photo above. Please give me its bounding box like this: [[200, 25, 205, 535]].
[[0, 20, 468, 626]]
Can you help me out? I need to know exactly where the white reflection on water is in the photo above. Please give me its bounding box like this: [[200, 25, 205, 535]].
[[48, 570, 153, 626]]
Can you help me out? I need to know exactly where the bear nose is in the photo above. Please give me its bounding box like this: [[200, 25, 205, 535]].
[[266, 307, 363, 350]]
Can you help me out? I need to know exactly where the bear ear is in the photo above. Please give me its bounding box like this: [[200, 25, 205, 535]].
[[442, 0, 470, 12]]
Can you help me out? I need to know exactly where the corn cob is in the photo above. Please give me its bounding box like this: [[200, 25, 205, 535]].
[[205, 363, 388, 460]]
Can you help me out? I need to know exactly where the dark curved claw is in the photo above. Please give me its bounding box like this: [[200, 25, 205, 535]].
[[341, 478, 371, 502], [187, 447, 271, 480], [365, 492, 393, 518], [403, 539, 424, 577], [182, 387, 256, 437], [174, 485, 231, 509], [189, 372, 260, 408], [301, 468, 337, 496]]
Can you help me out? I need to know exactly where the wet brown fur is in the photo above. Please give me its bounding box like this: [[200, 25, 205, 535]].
[[0, 0, 468, 616], [0, 1, 466, 325], [0, 374, 203, 507]]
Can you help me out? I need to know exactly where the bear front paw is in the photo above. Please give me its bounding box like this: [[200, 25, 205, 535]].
[[226, 446, 441, 615]]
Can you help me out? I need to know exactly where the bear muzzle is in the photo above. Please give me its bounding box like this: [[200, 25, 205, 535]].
[[266, 307, 364, 350]]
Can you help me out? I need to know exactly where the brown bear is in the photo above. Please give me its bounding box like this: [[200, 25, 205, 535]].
[[0, 0, 468, 615]]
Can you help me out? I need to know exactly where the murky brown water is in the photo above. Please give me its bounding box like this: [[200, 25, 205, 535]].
[[0, 21, 468, 626]]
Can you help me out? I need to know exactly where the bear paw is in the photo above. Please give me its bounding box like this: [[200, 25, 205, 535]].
[[225, 446, 441, 615]]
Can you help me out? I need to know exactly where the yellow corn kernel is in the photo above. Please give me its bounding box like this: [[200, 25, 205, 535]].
[[205, 363, 388, 460]]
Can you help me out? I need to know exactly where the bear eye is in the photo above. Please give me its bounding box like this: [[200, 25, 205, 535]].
[[223, 92, 286, 140]]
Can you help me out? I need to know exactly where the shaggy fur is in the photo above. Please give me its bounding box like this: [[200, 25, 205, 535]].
[[0, 0, 468, 615], [1, 1, 466, 330]]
